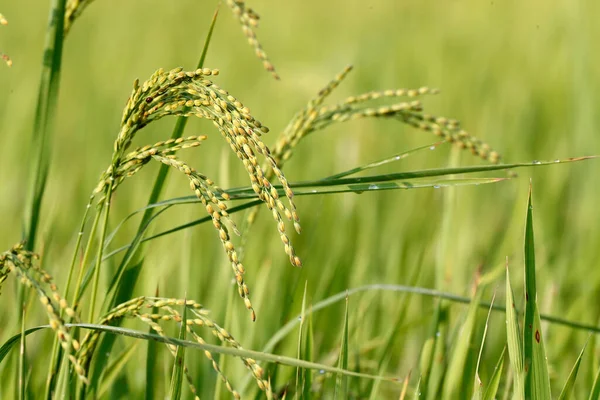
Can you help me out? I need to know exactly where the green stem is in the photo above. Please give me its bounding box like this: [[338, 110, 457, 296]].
[[89, 180, 114, 322]]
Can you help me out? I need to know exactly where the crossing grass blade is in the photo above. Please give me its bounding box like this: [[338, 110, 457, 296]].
[[506, 258, 524, 399], [424, 302, 449, 400], [102, 154, 597, 259], [443, 285, 483, 399], [557, 338, 588, 400], [523, 184, 551, 400], [483, 347, 506, 400], [334, 294, 350, 399], [472, 291, 497, 400], [168, 300, 187, 400]]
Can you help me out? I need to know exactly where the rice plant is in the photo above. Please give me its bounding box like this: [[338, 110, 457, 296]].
[[1, 1, 599, 399]]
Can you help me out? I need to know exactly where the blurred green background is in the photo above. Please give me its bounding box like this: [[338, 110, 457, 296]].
[[1, 0, 599, 398]]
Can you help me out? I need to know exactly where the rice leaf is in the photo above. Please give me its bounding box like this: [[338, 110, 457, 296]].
[[557, 338, 588, 400], [425, 303, 449, 400], [19, 307, 26, 400], [0, 327, 45, 364], [589, 365, 600, 400], [98, 342, 140, 398], [483, 347, 506, 400], [25, 0, 67, 251], [506, 259, 524, 399], [523, 184, 551, 400], [413, 376, 422, 399], [302, 311, 314, 400], [472, 291, 497, 399], [295, 281, 309, 400], [443, 286, 483, 399]]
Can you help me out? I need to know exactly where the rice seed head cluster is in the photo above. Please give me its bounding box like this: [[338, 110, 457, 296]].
[[0, 13, 11, 67], [226, 0, 279, 79], [78, 297, 271, 398], [0, 243, 87, 383], [272, 65, 501, 169], [94, 67, 301, 320]]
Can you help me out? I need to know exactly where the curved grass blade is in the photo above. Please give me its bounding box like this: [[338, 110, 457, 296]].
[[506, 259, 524, 399], [0, 327, 45, 365], [168, 300, 187, 400], [523, 184, 551, 400], [16, 323, 395, 383], [557, 338, 588, 400], [483, 347, 506, 400], [104, 178, 504, 263]]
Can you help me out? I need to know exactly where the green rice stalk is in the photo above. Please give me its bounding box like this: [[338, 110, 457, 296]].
[[0, 244, 86, 384], [472, 291, 497, 399], [334, 294, 350, 399]]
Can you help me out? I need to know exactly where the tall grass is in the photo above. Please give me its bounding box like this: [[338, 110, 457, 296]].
[[1, 1, 600, 398]]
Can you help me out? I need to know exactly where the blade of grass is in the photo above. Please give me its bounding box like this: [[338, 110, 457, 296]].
[[557, 337, 588, 400], [302, 312, 314, 400], [482, 347, 506, 400], [523, 183, 551, 400], [18, 307, 26, 400], [25, 0, 67, 250], [334, 293, 350, 399], [473, 291, 497, 400], [413, 376, 422, 399], [324, 141, 445, 180], [589, 365, 600, 400], [443, 285, 483, 399], [167, 299, 187, 400], [69, 324, 394, 382], [506, 257, 524, 399], [425, 303, 448, 400], [295, 281, 309, 400], [98, 342, 140, 398]]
